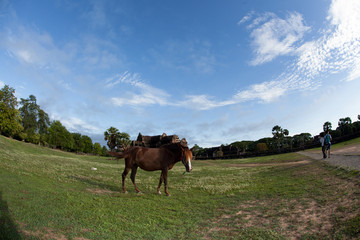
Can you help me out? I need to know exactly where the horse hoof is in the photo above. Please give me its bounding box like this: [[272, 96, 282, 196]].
[[158, 191, 161, 195], [137, 191, 142, 194], [124, 191, 128, 194]]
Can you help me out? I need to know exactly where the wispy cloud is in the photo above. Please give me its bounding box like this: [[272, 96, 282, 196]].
[[240, 11, 310, 65], [181, 80, 288, 110], [233, 81, 286, 103], [82, 1, 107, 28], [54, 116, 100, 134], [107, 72, 171, 107], [232, 0, 360, 105], [1, 25, 70, 72], [182, 0, 360, 111], [296, 0, 360, 81], [1, 21, 125, 84], [182, 95, 235, 110], [237, 11, 254, 25], [149, 40, 217, 74]]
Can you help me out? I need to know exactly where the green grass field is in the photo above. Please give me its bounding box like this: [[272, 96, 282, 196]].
[[1, 135, 359, 239]]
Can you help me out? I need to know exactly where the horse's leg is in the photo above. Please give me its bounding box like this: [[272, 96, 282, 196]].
[[163, 170, 170, 196], [157, 172, 164, 195], [130, 165, 141, 193], [122, 167, 130, 194]]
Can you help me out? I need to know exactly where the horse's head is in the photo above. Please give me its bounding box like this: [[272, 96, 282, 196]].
[[181, 147, 193, 172]]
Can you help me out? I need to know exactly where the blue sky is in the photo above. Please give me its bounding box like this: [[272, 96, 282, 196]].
[[1, 0, 359, 147]]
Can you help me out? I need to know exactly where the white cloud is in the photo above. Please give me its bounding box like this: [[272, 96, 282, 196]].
[[247, 12, 310, 65], [233, 0, 360, 107], [108, 72, 171, 107], [182, 95, 235, 110], [181, 81, 286, 110], [55, 116, 100, 134], [296, 0, 360, 80], [1, 24, 73, 77], [78, 36, 124, 69], [237, 11, 254, 25], [328, 0, 360, 35], [233, 81, 286, 103], [346, 58, 360, 82]]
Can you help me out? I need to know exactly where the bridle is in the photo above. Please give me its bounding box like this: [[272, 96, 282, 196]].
[[181, 150, 186, 165]]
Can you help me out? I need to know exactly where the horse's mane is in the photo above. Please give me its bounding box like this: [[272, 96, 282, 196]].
[[160, 143, 186, 160], [160, 142, 187, 151]]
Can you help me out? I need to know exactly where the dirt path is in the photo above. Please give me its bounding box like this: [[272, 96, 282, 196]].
[[225, 160, 311, 168], [200, 159, 311, 168], [298, 143, 360, 171]]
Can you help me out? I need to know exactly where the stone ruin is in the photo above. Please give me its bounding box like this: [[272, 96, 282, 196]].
[[131, 133, 188, 148]]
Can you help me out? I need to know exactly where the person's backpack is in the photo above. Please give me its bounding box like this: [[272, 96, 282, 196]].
[[324, 134, 330, 144]]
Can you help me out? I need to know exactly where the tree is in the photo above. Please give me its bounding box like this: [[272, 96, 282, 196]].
[[256, 143, 268, 152], [272, 125, 289, 139], [101, 146, 108, 156], [231, 141, 254, 153], [323, 121, 332, 132], [19, 95, 38, 132], [338, 117, 352, 126], [337, 117, 353, 136], [104, 127, 119, 151], [81, 135, 93, 153], [272, 125, 289, 151], [353, 115, 360, 132], [93, 142, 102, 155], [37, 109, 50, 142], [72, 133, 84, 153], [104, 127, 130, 151], [19, 95, 39, 143], [292, 133, 312, 149], [116, 132, 131, 149], [19, 95, 50, 144], [255, 138, 274, 151], [191, 144, 203, 157], [48, 120, 73, 150], [0, 85, 23, 137]]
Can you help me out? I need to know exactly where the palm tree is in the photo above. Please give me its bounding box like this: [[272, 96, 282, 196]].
[[272, 125, 289, 152], [104, 127, 131, 151], [323, 122, 332, 132], [104, 127, 119, 151], [338, 117, 353, 136]]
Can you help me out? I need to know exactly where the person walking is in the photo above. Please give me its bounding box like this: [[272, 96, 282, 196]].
[[319, 133, 327, 158], [324, 131, 332, 158]]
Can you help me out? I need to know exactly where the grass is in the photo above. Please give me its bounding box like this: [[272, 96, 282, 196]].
[[1, 135, 360, 239]]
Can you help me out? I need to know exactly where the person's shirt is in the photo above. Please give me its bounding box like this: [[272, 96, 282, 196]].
[[320, 137, 325, 146], [324, 134, 332, 144]]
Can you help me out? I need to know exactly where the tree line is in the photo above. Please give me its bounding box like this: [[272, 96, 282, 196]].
[[0, 85, 108, 156], [193, 116, 360, 159]]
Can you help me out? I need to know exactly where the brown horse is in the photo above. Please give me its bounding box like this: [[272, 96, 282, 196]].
[[109, 143, 193, 196]]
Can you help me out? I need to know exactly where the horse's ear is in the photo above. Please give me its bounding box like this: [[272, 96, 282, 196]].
[[190, 147, 194, 152]]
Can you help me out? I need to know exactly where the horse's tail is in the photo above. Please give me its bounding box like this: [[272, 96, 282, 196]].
[[108, 151, 127, 158]]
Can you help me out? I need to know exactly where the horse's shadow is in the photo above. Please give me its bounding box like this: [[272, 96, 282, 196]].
[[69, 176, 122, 193], [0, 191, 23, 239]]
